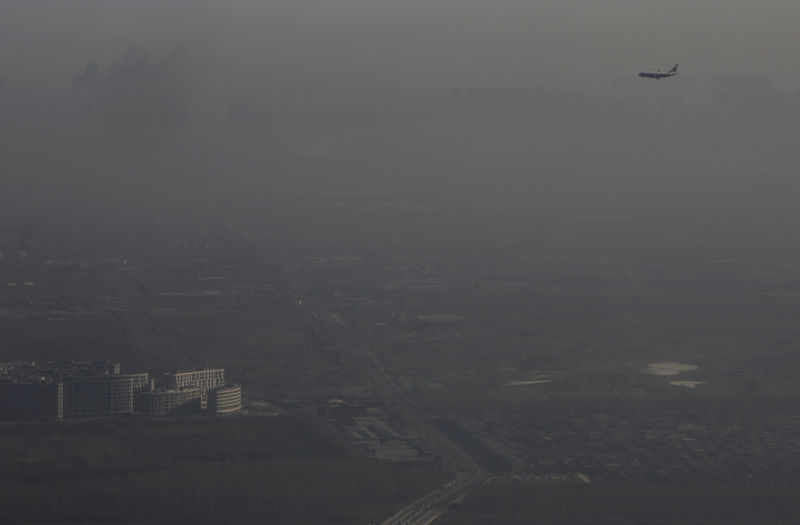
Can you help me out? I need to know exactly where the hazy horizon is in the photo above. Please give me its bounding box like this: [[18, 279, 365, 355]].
[[3, 1, 800, 95]]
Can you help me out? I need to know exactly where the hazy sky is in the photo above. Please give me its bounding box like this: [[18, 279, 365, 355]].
[[2, 1, 800, 266], [3, 1, 800, 95]]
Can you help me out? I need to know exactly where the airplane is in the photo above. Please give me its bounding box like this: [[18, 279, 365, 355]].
[[638, 64, 678, 79]]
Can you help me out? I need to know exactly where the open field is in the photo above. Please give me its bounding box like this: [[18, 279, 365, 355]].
[[5, 156, 800, 522], [440, 482, 800, 525], [0, 415, 444, 524]]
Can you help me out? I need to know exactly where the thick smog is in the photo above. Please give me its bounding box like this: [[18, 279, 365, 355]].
[[2, 2, 800, 524]]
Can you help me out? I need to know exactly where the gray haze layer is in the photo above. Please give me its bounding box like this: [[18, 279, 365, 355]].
[[4, 5, 800, 522], [2, 1, 800, 260], [4, 1, 800, 90]]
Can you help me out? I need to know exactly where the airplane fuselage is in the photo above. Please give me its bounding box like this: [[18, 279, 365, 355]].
[[638, 72, 676, 79], [638, 64, 678, 80]]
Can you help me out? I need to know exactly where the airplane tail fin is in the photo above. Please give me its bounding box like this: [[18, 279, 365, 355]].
[[669, 64, 679, 73]]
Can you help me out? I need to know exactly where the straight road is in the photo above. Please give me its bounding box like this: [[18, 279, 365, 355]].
[[225, 219, 487, 525]]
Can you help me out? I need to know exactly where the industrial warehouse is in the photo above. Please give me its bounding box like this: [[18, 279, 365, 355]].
[[0, 360, 241, 420]]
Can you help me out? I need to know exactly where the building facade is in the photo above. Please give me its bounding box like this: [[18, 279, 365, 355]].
[[207, 384, 242, 415], [2, 361, 239, 420], [0, 381, 63, 420], [138, 387, 204, 415], [165, 369, 225, 392], [61, 373, 150, 418]]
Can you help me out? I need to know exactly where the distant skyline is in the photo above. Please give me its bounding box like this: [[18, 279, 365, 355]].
[[2, 1, 800, 97]]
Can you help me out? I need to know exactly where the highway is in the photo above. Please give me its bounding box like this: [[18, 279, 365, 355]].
[[305, 307, 488, 525], [228, 220, 487, 525], [379, 466, 485, 525]]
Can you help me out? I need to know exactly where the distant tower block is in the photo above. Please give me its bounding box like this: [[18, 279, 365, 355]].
[[208, 384, 242, 415], [0, 381, 63, 420], [139, 387, 204, 415], [165, 369, 225, 392]]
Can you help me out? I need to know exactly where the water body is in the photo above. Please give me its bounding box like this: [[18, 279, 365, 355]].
[[645, 362, 698, 376], [504, 379, 551, 386], [670, 381, 706, 388]]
